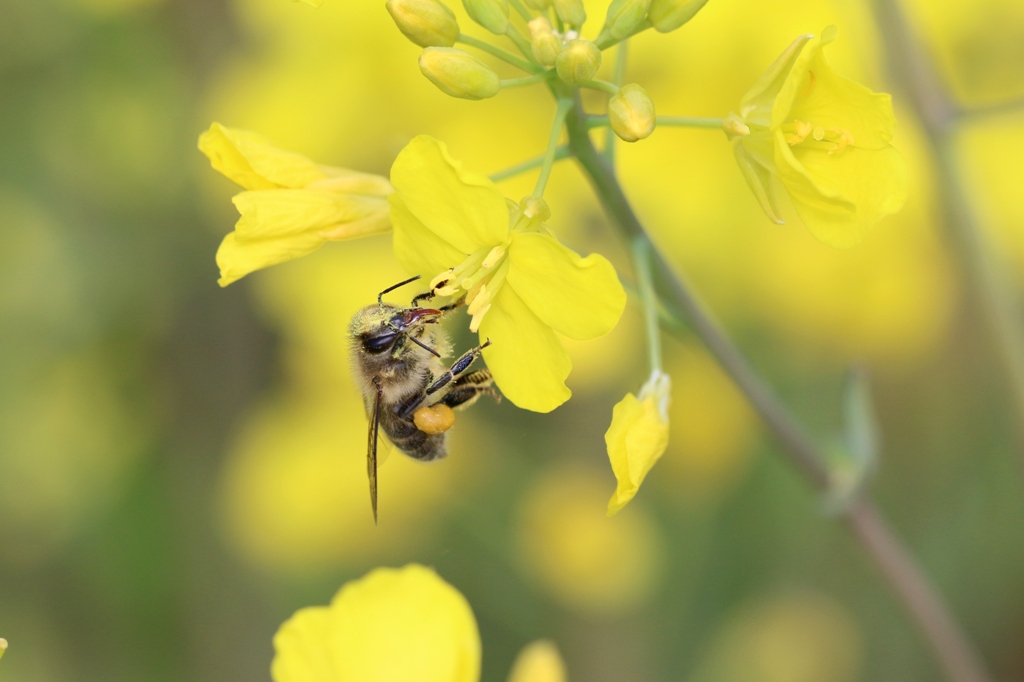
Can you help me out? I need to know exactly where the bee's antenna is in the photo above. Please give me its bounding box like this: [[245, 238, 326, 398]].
[[378, 275, 422, 306], [408, 335, 442, 358]]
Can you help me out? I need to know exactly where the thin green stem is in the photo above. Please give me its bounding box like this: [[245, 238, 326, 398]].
[[632, 238, 662, 374], [657, 116, 725, 128], [457, 34, 541, 73], [501, 72, 549, 89], [504, 24, 535, 59], [532, 98, 574, 197], [605, 41, 630, 162], [489, 146, 571, 182], [581, 79, 620, 95], [508, 0, 533, 21], [563, 97, 991, 682], [585, 115, 610, 129]]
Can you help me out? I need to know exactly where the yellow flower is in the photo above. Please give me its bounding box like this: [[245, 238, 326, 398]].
[[198, 123, 393, 286], [271, 565, 480, 682], [507, 640, 566, 682], [389, 135, 626, 413], [0, 638, 7, 661], [606, 369, 671, 515], [727, 26, 908, 248]]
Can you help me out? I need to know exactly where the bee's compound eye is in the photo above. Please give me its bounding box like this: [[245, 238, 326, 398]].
[[363, 333, 398, 354]]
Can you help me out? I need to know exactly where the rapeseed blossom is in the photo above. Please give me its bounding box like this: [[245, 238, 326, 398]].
[[199, 123, 393, 286], [726, 26, 908, 248], [390, 135, 626, 413], [506, 640, 566, 682], [606, 369, 671, 515]]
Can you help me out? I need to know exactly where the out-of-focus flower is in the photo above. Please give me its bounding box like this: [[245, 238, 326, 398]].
[[517, 466, 662, 613], [556, 38, 602, 85], [462, 0, 509, 35], [528, 17, 563, 66], [608, 84, 657, 142], [0, 638, 7, 661], [419, 48, 502, 100], [271, 565, 480, 682], [198, 123, 393, 286], [390, 135, 626, 412], [600, 0, 652, 42], [552, 0, 586, 26], [726, 26, 908, 248], [606, 369, 671, 515], [294, 0, 325, 6], [386, 0, 460, 48], [507, 640, 566, 682], [647, 0, 709, 33]]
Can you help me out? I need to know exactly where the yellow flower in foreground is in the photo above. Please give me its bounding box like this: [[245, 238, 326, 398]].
[[390, 135, 626, 412], [726, 26, 908, 248], [198, 123, 393, 286], [507, 640, 566, 682], [272, 565, 480, 682], [606, 369, 671, 515]]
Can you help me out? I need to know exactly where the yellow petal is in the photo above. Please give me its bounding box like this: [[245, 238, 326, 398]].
[[391, 194, 469, 279], [309, 169, 394, 197], [198, 123, 327, 190], [738, 33, 813, 126], [271, 607, 338, 682], [733, 140, 784, 224], [606, 372, 671, 515], [479, 284, 572, 413], [233, 190, 390, 241], [506, 232, 626, 341], [774, 130, 908, 247], [216, 230, 326, 287], [507, 640, 566, 682], [327, 565, 481, 682], [390, 136, 509, 255]]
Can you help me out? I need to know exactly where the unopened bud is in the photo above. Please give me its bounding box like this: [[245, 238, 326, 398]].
[[524, 0, 551, 7], [419, 47, 500, 99], [555, 38, 601, 85], [528, 17, 563, 66], [608, 84, 656, 142], [386, 0, 459, 48], [721, 113, 750, 139], [519, 195, 551, 222], [647, 0, 709, 33], [601, 0, 651, 41], [552, 0, 586, 27], [462, 0, 509, 35]]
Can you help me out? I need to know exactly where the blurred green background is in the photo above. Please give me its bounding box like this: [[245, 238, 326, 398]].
[[1, 0, 1023, 680]]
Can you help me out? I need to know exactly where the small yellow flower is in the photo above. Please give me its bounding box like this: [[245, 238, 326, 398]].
[[390, 135, 626, 413], [507, 640, 566, 682], [198, 123, 393, 286], [606, 369, 671, 515], [271, 565, 481, 682], [0, 638, 7, 661], [727, 26, 908, 248]]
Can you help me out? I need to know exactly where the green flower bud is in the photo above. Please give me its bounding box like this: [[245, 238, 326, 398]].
[[419, 47, 501, 99], [528, 16, 563, 66], [462, 0, 510, 35], [386, 0, 460, 48], [647, 0, 709, 33], [608, 83, 656, 142], [552, 0, 586, 27], [601, 0, 651, 41], [555, 38, 601, 85], [524, 0, 551, 8]]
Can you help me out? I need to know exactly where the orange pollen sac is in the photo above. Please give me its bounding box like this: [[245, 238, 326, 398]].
[[413, 403, 456, 434]]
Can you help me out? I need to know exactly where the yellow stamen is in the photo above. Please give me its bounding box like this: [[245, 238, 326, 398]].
[[467, 283, 488, 315], [828, 128, 855, 154], [429, 268, 454, 290], [469, 304, 491, 332], [812, 126, 825, 141], [482, 244, 506, 269], [785, 119, 813, 145]]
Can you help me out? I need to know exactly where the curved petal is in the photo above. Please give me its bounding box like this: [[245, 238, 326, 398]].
[[198, 123, 326, 190], [739, 33, 813, 125], [506, 233, 626, 341], [271, 607, 338, 682], [479, 285, 572, 413], [390, 136, 508, 255], [734, 139, 785, 224], [776, 132, 908, 247], [606, 393, 670, 515], [391, 194, 468, 279], [233, 190, 389, 240], [328, 565, 481, 682], [216, 230, 326, 287]]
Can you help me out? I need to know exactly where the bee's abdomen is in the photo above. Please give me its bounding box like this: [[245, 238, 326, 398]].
[[380, 410, 448, 461]]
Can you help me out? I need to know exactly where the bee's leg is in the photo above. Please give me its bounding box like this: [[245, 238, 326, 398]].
[[441, 370, 501, 409], [399, 340, 492, 419]]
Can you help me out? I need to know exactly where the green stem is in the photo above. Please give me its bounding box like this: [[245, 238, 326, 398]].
[[501, 72, 550, 89], [532, 98, 574, 197], [632, 238, 662, 374], [581, 79, 620, 95], [563, 96, 991, 682], [489, 146, 571, 182], [605, 41, 629, 162], [508, 0, 533, 21], [504, 24, 535, 59], [457, 34, 541, 73], [657, 116, 725, 129]]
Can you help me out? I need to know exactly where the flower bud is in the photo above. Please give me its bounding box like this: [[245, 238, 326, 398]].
[[386, 0, 460, 48], [524, 0, 551, 8], [555, 38, 601, 85], [419, 47, 500, 100], [647, 0, 709, 33], [608, 83, 656, 142], [552, 0, 586, 27], [528, 17, 563, 66], [519, 195, 551, 222], [462, 0, 509, 35], [601, 0, 651, 41]]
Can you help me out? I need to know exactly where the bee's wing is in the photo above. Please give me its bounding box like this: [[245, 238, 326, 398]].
[[367, 378, 383, 525]]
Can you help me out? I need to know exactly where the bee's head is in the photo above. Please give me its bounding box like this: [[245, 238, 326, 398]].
[[350, 303, 442, 359]]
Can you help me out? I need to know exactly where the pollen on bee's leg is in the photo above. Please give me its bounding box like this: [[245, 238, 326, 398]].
[[414, 404, 456, 435]]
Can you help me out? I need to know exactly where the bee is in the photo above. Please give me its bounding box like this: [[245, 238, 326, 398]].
[[350, 275, 500, 522]]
